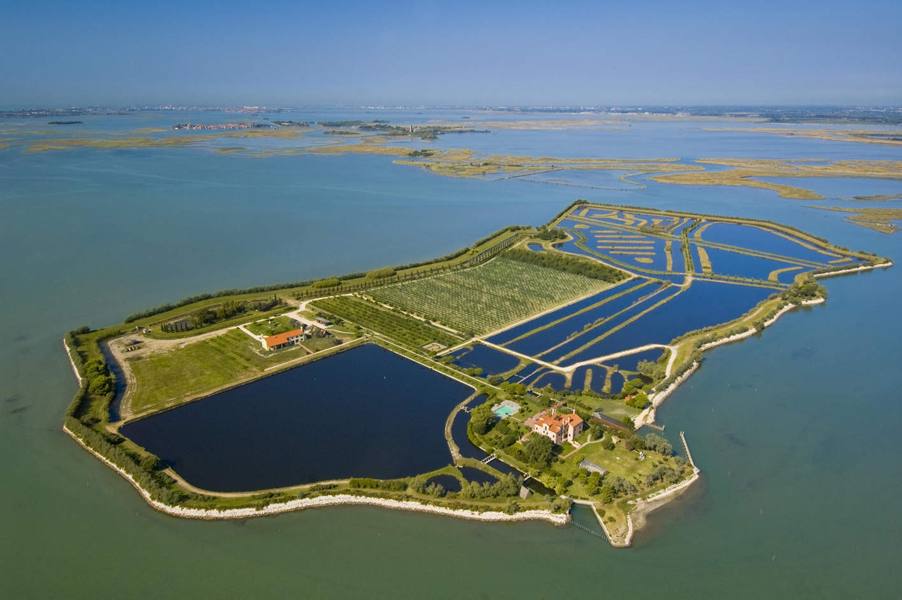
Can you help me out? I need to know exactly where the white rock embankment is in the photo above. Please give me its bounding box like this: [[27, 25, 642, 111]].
[[63, 426, 568, 525]]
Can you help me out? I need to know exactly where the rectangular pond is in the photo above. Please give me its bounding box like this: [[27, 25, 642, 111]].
[[558, 280, 775, 366], [542, 284, 681, 362], [698, 245, 811, 281], [450, 343, 520, 375], [699, 222, 840, 264], [485, 279, 638, 345], [120, 343, 472, 492], [505, 280, 660, 357]]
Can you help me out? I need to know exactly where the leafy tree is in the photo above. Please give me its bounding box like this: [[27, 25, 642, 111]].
[[523, 435, 554, 468], [599, 486, 614, 503], [469, 403, 495, 436], [622, 377, 646, 395], [624, 435, 645, 452], [625, 391, 649, 409], [645, 465, 678, 487], [644, 433, 673, 455], [637, 359, 664, 380], [503, 247, 625, 282], [605, 475, 637, 498]]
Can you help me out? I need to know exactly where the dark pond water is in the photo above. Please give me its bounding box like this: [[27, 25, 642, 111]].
[[544, 284, 681, 362], [524, 477, 556, 496], [507, 280, 660, 356], [671, 219, 697, 236], [570, 365, 592, 391], [671, 240, 687, 273], [532, 371, 567, 390], [560, 280, 774, 365], [425, 474, 462, 493], [485, 458, 520, 476], [702, 246, 809, 281], [568, 364, 626, 394], [527, 243, 545, 252], [463, 394, 486, 410], [511, 363, 548, 385], [451, 343, 520, 375], [120, 344, 471, 491], [486, 280, 637, 345], [700, 222, 839, 263], [458, 466, 498, 484], [605, 347, 664, 372], [609, 371, 627, 395], [450, 409, 488, 460]]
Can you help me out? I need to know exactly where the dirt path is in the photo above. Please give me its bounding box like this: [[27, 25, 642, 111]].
[[108, 326, 238, 420]]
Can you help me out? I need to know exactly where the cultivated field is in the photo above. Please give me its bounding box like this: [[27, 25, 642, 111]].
[[369, 257, 611, 335], [312, 295, 463, 350], [127, 329, 307, 415]]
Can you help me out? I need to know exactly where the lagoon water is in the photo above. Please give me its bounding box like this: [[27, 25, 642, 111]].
[[1, 110, 901, 598]]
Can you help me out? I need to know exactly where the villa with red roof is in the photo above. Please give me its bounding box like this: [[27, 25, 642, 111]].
[[527, 407, 584, 445], [264, 329, 303, 351]]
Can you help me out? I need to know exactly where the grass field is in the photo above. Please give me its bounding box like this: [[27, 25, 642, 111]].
[[369, 257, 611, 335], [312, 296, 462, 350], [127, 330, 307, 415], [560, 439, 690, 499], [245, 315, 299, 337]]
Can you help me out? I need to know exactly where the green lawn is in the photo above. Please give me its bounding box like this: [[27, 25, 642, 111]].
[[127, 329, 307, 415], [559, 439, 689, 499], [300, 335, 341, 352], [368, 256, 611, 335], [245, 315, 299, 337], [570, 392, 639, 422]]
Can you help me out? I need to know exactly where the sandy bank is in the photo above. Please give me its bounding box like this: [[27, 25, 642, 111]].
[[813, 260, 893, 279]]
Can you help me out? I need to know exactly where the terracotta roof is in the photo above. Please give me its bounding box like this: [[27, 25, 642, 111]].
[[265, 328, 303, 347], [534, 411, 581, 433], [561, 413, 583, 427]]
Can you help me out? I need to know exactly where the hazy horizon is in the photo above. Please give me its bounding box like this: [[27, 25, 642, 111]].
[[2, 0, 900, 107]]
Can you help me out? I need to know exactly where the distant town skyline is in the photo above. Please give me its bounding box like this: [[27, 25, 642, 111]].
[[1, 0, 900, 107]]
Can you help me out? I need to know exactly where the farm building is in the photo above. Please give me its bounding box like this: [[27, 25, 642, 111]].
[[264, 329, 303, 351]]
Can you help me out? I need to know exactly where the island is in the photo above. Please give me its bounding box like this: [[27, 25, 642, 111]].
[[62, 201, 891, 546]]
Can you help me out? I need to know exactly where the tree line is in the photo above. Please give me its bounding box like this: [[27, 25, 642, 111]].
[[504, 248, 625, 282], [160, 297, 283, 333]]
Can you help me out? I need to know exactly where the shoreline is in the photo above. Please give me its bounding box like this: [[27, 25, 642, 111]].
[[634, 297, 826, 429], [63, 425, 568, 526], [62, 337, 83, 386], [813, 260, 893, 279], [625, 432, 701, 545]]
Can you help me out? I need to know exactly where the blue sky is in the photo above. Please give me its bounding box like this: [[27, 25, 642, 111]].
[[1, 0, 900, 106]]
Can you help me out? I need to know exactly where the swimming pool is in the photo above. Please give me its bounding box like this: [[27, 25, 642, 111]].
[[492, 400, 521, 418]]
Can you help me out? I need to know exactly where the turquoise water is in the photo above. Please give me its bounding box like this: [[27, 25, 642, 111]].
[[492, 404, 518, 418], [1, 111, 901, 598]]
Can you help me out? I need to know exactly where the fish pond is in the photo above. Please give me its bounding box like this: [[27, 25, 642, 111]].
[[450, 343, 520, 375], [449, 407, 488, 460], [558, 281, 774, 366], [121, 343, 471, 491]]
